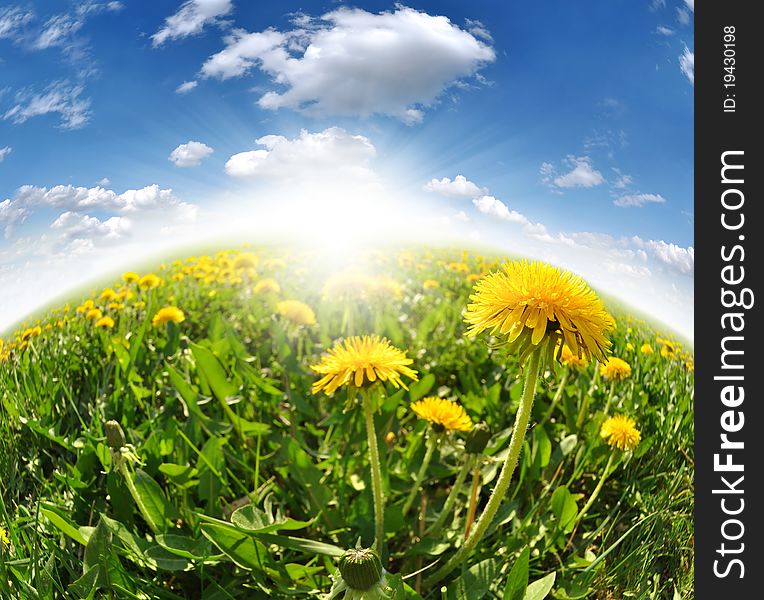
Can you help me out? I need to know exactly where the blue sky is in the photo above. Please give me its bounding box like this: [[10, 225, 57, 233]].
[[0, 0, 694, 337]]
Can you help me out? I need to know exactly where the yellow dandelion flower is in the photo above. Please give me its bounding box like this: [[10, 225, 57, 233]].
[[264, 258, 287, 270], [660, 342, 677, 359], [21, 326, 42, 342], [253, 278, 280, 294], [276, 300, 316, 326], [233, 252, 258, 271], [411, 397, 473, 432], [123, 272, 139, 284], [369, 275, 402, 299], [108, 302, 124, 311], [600, 357, 632, 380], [100, 288, 117, 301], [560, 343, 588, 369], [311, 335, 418, 395], [445, 262, 469, 273], [0, 525, 9, 549], [423, 279, 439, 290], [466, 273, 481, 283], [134, 301, 146, 310], [464, 260, 615, 363], [152, 306, 185, 327], [138, 273, 162, 290], [95, 316, 115, 329], [76, 299, 95, 314], [686, 360, 694, 372], [600, 415, 641, 452], [85, 308, 103, 322], [640, 343, 653, 355], [625, 342, 634, 352]]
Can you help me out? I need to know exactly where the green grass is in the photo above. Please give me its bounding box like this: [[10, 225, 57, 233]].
[[0, 246, 693, 599]]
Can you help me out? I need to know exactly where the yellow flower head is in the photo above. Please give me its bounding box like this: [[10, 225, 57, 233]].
[[311, 335, 418, 395], [625, 342, 634, 352], [368, 275, 402, 299], [85, 308, 103, 322], [640, 343, 653, 355], [277, 300, 316, 326], [100, 288, 117, 302], [95, 316, 115, 329], [0, 525, 9, 549], [76, 299, 95, 314], [560, 343, 588, 370], [423, 279, 439, 290], [411, 397, 473, 432], [152, 306, 185, 327], [600, 415, 641, 452], [464, 260, 614, 363], [122, 272, 139, 284], [21, 326, 42, 342], [233, 252, 258, 271], [138, 273, 162, 290], [600, 357, 632, 380], [253, 278, 281, 295], [660, 342, 677, 359]]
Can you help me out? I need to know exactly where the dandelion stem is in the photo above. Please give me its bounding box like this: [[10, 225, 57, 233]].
[[568, 451, 616, 544], [424, 347, 542, 587], [362, 389, 385, 555], [602, 381, 616, 415], [118, 462, 159, 535], [402, 432, 438, 517], [427, 455, 474, 537], [463, 459, 482, 540], [540, 367, 569, 426]]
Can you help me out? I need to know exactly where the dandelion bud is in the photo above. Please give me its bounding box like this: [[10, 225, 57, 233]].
[[384, 431, 396, 445], [104, 420, 126, 449], [465, 422, 491, 454], [338, 548, 383, 591]]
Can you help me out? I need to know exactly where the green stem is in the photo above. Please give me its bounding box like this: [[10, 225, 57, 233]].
[[424, 348, 542, 587], [540, 367, 569, 426], [573, 451, 616, 529], [402, 432, 438, 517], [602, 381, 616, 415], [118, 461, 159, 535], [426, 455, 474, 537], [576, 366, 599, 431], [362, 389, 385, 555]]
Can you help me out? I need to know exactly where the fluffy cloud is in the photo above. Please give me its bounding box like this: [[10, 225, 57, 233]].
[[225, 127, 376, 180], [680, 46, 694, 85], [656, 25, 674, 36], [0, 146, 11, 162], [424, 175, 487, 198], [3, 81, 91, 129], [201, 6, 495, 123], [169, 140, 214, 167], [176, 80, 198, 94], [543, 156, 605, 189], [612, 174, 633, 189], [0, 199, 28, 238], [472, 195, 527, 224], [685, 0, 694, 12], [152, 0, 233, 47], [613, 193, 666, 208], [51, 211, 131, 241], [633, 237, 694, 274]]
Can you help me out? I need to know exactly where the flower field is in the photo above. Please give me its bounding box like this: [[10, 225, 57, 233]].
[[0, 247, 694, 599]]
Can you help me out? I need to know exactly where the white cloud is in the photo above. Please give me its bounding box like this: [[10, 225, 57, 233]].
[[169, 140, 214, 167], [613, 192, 666, 208], [3, 81, 91, 129], [544, 156, 605, 189], [680, 46, 694, 85], [612, 173, 633, 189], [424, 175, 487, 198], [201, 6, 495, 123], [176, 80, 198, 94], [97, 177, 111, 186], [34, 14, 84, 50], [676, 8, 690, 26], [0, 199, 28, 238], [51, 211, 131, 241], [152, 0, 233, 47], [633, 237, 694, 274], [656, 25, 674, 36], [685, 0, 694, 12], [0, 6, 33, 40], [225, 127, 376, 181], [650, 0, 666, 10], [472, 195, 529, 224], [0, 146, 11, 162]]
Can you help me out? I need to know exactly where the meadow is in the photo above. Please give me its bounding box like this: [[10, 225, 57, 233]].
[[0, 246, 694, 599]]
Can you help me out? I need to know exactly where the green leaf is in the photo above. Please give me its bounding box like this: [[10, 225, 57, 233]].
[[133, 469, 178, 533], [145, 545, 190, 571], [68, 565, 99, 599], [200, 522, 270, 572], [198, 437, 226, 505], [190, 343, 237, 400], [230, 504, 313, 534], [409, 374, 436, 403], [503, 547, 530, 600], [523, 572, 556, 600], [550, 485, 578, 532], [254, 533, 345, 557], [40, 503, 88, 545], [446, 558, 496, 600], [559, 434, 578, 456]]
